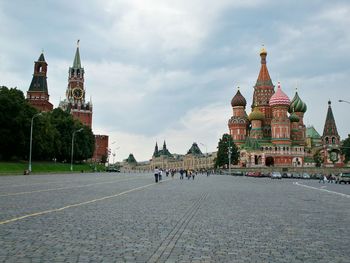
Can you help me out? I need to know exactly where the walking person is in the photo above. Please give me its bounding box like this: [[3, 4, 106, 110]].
[[154, 166, 159, 183], [180, 169, 184, 180], [192, 171, 195, 180], [159, 169, 163, 182]]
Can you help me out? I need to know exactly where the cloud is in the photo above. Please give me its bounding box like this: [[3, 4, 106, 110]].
[[103, 102, 230, 161]]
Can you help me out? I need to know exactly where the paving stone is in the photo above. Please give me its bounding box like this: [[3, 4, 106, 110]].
[[0, 173, 349, 262]]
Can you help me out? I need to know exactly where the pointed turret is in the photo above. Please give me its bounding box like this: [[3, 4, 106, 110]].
[[152, 142, 159, 157], [26, 52, 53, 112], [28, 52, 48, 92], [321, 100, 342, 166], [322, 100, 340, 142], [38, 52, 46, 62]]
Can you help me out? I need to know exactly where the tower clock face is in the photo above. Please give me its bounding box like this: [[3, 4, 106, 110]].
[[72, 88, 84, 99]]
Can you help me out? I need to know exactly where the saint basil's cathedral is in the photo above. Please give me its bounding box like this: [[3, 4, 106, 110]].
[[228, 47, 344, 167]]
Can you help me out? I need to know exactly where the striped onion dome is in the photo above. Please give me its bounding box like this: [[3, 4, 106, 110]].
[[248, 107, 264, 121], [288, 91, 307, 113], [269, 82, 290, 106], [289, 112, 300, 122], [231, 89, 247, 107]]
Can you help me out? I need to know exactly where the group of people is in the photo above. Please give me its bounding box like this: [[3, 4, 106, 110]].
[[153, 167, 176, 183], [153, 167, 209, 183], [319, 174, 336, 183]]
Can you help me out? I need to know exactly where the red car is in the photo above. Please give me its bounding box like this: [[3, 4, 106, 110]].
[[246, 171, 262, 177]]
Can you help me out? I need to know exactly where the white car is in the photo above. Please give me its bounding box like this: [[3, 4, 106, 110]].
[[271, 172, 282, 179], [302, 173, 310, 179]]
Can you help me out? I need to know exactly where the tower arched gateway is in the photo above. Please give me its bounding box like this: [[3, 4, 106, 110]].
[[265, 156, 274, 166]]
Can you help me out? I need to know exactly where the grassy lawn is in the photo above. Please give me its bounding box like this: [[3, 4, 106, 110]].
[[0, 161, 106, 175]]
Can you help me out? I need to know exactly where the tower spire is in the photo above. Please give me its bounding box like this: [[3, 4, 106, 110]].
[[73, 39, 81, 68]]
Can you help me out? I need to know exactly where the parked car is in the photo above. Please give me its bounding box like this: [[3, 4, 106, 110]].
[[292, 173, 301, 179], [302, 173, 310, 179], [271, 172, 282, 179], [336, 173, 350, 184], [246, 171, 262, 177], [232, 171, 244, 176], [282, 172, 292, 178], [106, 166, 120, 172]]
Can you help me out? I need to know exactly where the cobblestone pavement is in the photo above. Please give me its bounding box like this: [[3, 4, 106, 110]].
[[0, 173, 349, 263]]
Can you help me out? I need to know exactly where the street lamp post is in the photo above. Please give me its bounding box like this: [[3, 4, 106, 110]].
[[112, 146, 120, 165], [28, 112, 42, 173], [339, 100, 350, 104], [228, 143, 232, 176], [70, 128, 83, 171]]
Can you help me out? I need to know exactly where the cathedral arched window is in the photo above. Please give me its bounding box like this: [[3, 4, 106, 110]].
[[325, 137, 329, 144], [332, 137, 336, 144]]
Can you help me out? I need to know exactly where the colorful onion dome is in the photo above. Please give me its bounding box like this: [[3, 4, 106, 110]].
[[248, 107, 264, 121], [289, 111, 300, 122], [231, 88, 247, 107], [289, 91, 307, 113], [269, 82, 290, 106]]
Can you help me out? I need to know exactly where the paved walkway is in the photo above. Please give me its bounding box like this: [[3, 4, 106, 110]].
[[0, 173, 349, 262]]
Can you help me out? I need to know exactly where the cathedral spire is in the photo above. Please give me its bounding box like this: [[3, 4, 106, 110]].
[[255, 45, 273, 88], [73, 39, 82, 68], [322, 100, 340, 139]]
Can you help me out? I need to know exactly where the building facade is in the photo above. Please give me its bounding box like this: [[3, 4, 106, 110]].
[[147, 141, 216, 171], [229, 47, 308, 167], [26, 53, 53, 112]]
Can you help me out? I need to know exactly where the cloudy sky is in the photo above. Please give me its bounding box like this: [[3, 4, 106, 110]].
[[1, 0, 349, 161]]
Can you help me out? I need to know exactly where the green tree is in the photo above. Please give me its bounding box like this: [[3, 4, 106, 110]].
[[341, 135, 350, 163], [313, 150, 323, 167], [0, 86, 36, 160], [50, 108, 94, 162], [214, 134, 239, 168]]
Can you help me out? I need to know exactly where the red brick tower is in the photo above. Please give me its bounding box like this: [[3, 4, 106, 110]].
[[26, 53, 53, 112], [321, 100, 343, 166], [248, 106, 264, 140], [60, 40, 93, 128], [289, 110, 300, 142], [269, 82, 291, 145], [228, 88, 248, 145], [252, 46, 275, 138]]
